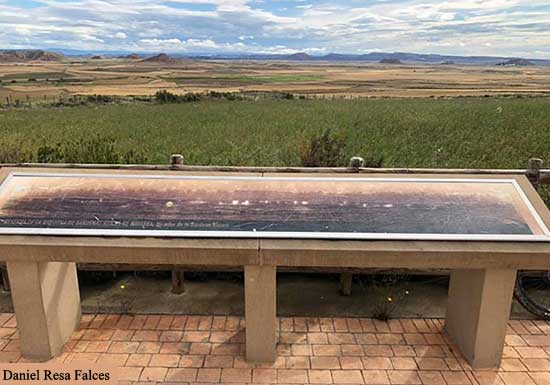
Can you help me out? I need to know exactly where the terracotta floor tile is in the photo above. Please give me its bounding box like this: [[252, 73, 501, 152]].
[[310, 356, 340, 369], [416, 371, 445, 385], [156, 315, 174, 330], [415, 357, 448, 370], [500, 358, 528, 371], [362, 369, 390, 384], [220, 368, 252, 382], [97, 353, 129, 366], [308, 332, 329, 344], [356, 333, 378, 345], [160, 330, 184, 342], [516, 347, 549, 358], [308, 369, 332, 383], [499, 372, 536, 385], [285, 356, 310, 369], [108, 341, 140, 354], [291, 344, 313, 356], [126, 353, 152, 367], [328, 332, 356, 344], [117, 366, 143, 381], [441, 371, 472, 385], [340, 356, 364, 369], [132, 330, 161, 342], [160, 341, 190, 354], [361, 357, 393, 370], [170, 315, 187, 330], [332, 369, 364, 384], [3, 315, 550, 385], [136, 342, 162, 354], [347, 319, 363, 333], [313, 344, 342, 357], [377, 334, 405, 345], [197, 368, 222, 382], [522, 358, 550, 371], [149, 353, 181, 367], [529, 371, 550, 385], [165, 367, 197, 382], [252, 368, 278, 383], [277, 369, 308, 383], [364, 345, 394, 357], [391, 357, 417, 370], [333, 318, 349, 332], [473, 371, 504, 385], [204, 355, 234, 368], [387, 370, 422, 384]]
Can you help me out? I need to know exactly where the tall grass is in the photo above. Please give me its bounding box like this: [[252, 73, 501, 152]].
[[0, 97, 549, 167]]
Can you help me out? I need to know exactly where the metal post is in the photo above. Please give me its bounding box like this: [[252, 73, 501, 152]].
[[350, 156, 365, 169], [527, 158, 544, 186], [169, 154, 185, 294], [170, 154, 184, 166]]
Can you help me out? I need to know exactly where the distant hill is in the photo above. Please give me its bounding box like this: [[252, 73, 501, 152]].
[[186, 51, 550, 66], [0, 49, 64, 63], [380, 58, 402, 64], [497, 58, 534, 66], [142, 53, 178, 63], [9, 48, 550, 67], [121, 53, 141, 60], [285, 52, 313, 61]]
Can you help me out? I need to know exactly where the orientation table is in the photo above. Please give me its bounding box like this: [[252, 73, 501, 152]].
[[1, 167, 550, 368]]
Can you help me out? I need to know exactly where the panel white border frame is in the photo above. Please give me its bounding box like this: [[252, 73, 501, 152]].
[[0, 172, 548, 242]]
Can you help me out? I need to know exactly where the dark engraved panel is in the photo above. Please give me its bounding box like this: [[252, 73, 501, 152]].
[[0, 173, 546, 238]]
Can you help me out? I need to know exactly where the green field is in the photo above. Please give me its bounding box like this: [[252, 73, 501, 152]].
[[1, 97, 549, 168]]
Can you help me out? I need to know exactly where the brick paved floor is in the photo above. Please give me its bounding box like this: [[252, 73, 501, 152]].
[[1, 313, 550, 384]]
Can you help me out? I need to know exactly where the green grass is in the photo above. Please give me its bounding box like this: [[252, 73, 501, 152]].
[[1, 97, 549, 168], [230, 74, 324, 83], [0, 72, 72, 81]]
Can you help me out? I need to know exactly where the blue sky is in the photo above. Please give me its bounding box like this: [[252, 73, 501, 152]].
[[1, 0, 550, 58]]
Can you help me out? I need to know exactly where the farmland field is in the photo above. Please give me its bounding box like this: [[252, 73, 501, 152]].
[[2, 58, 550, 102], [1, 97, 549, 168]]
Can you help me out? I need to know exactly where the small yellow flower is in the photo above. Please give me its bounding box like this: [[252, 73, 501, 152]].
[[120, 284, 126, 289], [387, 296, 393, 302], [405, 290, 410, 295]]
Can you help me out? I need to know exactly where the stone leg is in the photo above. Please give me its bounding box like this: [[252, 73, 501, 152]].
[[244, 265, 277, 362], [445, 269, 516, 369], [6, 261, 81, 360], [339, 273, 353, 296]]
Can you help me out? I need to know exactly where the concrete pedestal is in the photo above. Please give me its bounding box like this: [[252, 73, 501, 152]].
[[6, 261, 81, 360], [445, 269, 516, 369], [244, 265, 277, 362]]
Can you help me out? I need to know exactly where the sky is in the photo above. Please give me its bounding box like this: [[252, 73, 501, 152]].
[[1, 0, 549, 58]]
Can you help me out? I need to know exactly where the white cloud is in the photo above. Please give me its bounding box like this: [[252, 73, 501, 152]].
[[0, 0, 549, 58]]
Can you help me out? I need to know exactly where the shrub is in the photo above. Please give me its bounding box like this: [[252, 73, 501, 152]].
[[357, 274, 411, 321], [299, 128, 347, 167], [180, 92, 201, 103], [37, 134, 148, 164], [155, 90, 179, 103], [37, 145, 64, 163], [87, 94, 114, 104], [0, 141, 32, 163], [155, 90, 201, 104]]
